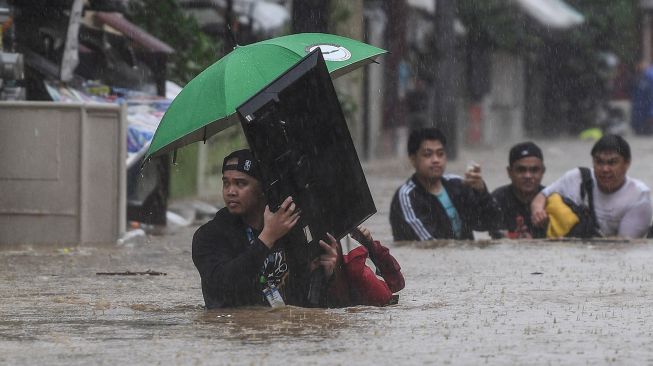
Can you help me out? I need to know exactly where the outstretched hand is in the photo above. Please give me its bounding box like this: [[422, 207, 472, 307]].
[[259, 196, 300, 248]]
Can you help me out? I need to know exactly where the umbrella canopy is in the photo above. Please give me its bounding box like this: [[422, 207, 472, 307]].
[[146, 33, 386, 160]]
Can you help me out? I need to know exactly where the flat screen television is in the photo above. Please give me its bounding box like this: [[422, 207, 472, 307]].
[[236, 48, 376, 256]]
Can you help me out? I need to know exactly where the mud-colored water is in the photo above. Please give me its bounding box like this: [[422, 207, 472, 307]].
[[3, 137, 653, 365], [3, 229, 653, 365]]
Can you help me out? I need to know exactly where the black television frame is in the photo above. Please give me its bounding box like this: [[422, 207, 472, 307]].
[[236, 48, 376, 255]]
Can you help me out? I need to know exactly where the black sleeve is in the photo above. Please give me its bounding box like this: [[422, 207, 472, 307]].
[[389, 191, 421, 241], [192, 224, 270, 296], [278, 229, 314, 307], [489, 188, 508, 238], [467, 184, 503, 232]]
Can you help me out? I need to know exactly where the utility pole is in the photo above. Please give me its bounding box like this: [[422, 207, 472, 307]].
[[224, 0, 237, 49], [433, 0, 458, 159], [60, 0, 83, 82]]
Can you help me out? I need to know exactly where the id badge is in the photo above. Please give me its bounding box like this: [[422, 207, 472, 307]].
[[262, 283, 285, 308]]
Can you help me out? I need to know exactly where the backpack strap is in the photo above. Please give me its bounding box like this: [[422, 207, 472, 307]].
[[578, 167, 598, 228]]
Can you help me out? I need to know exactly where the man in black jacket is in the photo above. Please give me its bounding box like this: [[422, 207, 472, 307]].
[[490, 141, 546, 239], [390, 128, 500, 241], [192, 149, 338, 309]]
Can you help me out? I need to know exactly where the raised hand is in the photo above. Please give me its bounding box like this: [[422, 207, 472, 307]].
[[317, 233, 338, 278], [259, 196, 300, 248], [350, 226, 373, 246], [463, 163, 486, 192]]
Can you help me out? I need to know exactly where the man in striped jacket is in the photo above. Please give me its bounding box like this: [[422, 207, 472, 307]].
[[390, 128, 501, 241]]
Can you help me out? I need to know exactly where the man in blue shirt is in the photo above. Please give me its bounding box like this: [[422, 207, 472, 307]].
[[389, 128, 501, 241]]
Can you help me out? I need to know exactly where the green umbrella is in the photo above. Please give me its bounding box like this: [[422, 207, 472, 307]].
[[145, 33, 386, 160]]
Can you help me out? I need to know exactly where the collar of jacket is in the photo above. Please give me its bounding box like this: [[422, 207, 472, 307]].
[[410, 173, 463, 197]]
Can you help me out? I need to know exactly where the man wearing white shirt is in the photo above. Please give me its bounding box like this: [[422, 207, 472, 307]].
[[531, 135, 652, 238]]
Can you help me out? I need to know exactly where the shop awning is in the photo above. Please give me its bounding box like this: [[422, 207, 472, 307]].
[[94, 12, 174, 54], [407, 0, 583, 30], [406, 0, 435, 14], [179, 0, 289, 34], [513, 0, 584, 29]]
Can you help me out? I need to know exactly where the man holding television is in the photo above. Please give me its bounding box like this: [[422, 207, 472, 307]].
[[390, 127, 501, 241], [192, 149, 339, 309], [193, 149, 405, 308]]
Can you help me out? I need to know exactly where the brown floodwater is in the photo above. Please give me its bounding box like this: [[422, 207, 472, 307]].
[[2, 227, 653, 365], [4, 137, 653, 365]]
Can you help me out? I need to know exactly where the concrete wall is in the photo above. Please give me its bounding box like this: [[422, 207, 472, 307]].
[[332, 0, 366, 157], [0, 102, 126, 246], [482, 52, 525, 146]]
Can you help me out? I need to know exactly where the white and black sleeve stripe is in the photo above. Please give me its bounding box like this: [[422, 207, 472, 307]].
[[398, 181, 433, 240]]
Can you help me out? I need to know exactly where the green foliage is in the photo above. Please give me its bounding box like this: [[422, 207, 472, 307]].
[[458, 0, 544, 55], [127, 0, 221, 85], [459, 0, 638, 63], [565, 0, 639, 64], [328, 0, 352, 33], [459, 0, 639, 133], [550, 0, 639, 131]]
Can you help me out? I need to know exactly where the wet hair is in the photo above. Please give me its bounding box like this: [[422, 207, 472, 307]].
[[407, 127, 447, 156], [590, 134, 631, 161]]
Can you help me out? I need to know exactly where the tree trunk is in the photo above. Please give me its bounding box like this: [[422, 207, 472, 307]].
[[433, 0, 458, 159], [292, 0, 330, 33], [382, 0, 407, 129]]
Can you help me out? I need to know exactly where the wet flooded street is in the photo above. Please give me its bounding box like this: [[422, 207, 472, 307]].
[[4, 0, 653, 363], [3, 137, 653, 365], [3, 235, 653, 365]]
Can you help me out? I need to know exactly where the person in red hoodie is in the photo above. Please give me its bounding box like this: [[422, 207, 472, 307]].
[[328, 226, 405, 307]]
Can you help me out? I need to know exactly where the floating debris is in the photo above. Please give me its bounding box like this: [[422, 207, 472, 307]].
[[96, 269, 167, 276]]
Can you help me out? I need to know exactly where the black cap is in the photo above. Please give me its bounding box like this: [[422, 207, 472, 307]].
[[509, 142, 543, 166], [222, 149, 261, 181]]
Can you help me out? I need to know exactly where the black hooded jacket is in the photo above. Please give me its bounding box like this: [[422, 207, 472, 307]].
[[192, 208, 315, 309], [389, 174, 501, 241]]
